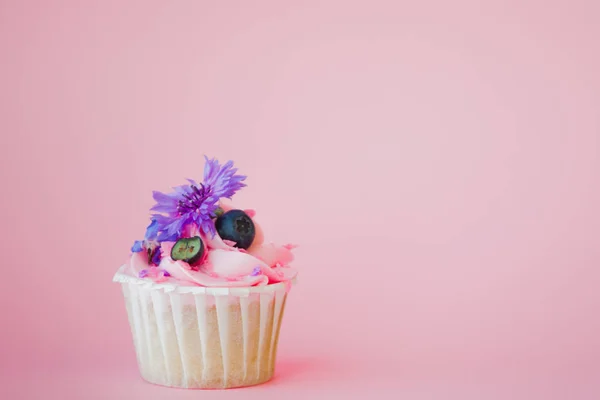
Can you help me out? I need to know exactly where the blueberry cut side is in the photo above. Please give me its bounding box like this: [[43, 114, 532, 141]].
[[171, 236, 204, 265]]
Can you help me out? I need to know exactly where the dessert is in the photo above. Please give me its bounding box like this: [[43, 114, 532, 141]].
[[113, 157, 298, 389]]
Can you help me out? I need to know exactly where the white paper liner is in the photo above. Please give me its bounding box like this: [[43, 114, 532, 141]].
[[114, 266, 292, 389]]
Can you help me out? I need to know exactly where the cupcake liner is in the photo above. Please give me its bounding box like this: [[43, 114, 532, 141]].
[[113, 267, 293, 389]]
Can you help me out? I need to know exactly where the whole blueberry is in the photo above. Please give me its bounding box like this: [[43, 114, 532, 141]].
[[215, 209, 256, 249]]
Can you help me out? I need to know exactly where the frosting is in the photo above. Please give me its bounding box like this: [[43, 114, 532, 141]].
[[122, 157, 297, 288]]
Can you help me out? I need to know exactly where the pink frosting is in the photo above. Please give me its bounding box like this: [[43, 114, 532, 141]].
[[125, 201, 297, 287]]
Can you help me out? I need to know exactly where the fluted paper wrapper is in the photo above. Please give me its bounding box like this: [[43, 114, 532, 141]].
[[113, 267, 292, 389]]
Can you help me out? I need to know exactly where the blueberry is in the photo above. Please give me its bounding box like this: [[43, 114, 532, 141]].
[[171, 236, 204, 265], [215, 209, 255, 249]]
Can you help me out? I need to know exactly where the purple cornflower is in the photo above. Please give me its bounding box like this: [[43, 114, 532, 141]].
[[150, 156, 246, 241]]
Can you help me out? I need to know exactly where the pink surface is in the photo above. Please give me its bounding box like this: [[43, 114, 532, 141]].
[[1, 0, 599, 398]]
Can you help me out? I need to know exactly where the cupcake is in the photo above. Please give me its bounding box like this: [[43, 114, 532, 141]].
[[113, 157, 298, 389]]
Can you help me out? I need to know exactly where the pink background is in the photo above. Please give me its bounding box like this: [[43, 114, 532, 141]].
[[1, 0, 599, 398]]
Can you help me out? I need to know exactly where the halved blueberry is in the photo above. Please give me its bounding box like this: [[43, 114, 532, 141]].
[[171, 236, 204, 265]]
